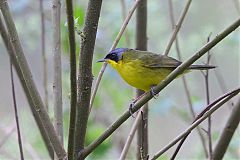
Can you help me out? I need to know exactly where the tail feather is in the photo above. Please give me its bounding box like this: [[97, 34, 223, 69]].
[[189, 64, 216, 70]]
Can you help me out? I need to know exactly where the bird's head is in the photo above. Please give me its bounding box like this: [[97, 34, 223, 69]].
[[97, 48, 128, 63]]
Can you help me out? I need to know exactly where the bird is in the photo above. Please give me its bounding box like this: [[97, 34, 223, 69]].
[[98, 48, 215, 93]]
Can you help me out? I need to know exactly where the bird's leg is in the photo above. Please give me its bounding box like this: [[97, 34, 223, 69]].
[[129, 92, 147, 118], [150, 85, 159, 99]]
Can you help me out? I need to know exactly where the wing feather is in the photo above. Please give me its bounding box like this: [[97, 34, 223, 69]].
[[139, 53, 181, 68]]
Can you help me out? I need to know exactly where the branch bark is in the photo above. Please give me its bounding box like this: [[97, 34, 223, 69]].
[[10, 60, 24, 160], [52, 0, 63, 145], [212, 99, 240, 159], [79, 17, 240, 159], [65, 0, 77, 159], [167, 0, 208, 157], [89, 0, 141, 112], [0, 15, 54, 160], [136, 0, 148, 159], [74, 0, 103, 159], [164, 0, 192, 56], [151, 88, 240, 160], [0, 1, 66, 159], [39, 0, 48, 110]]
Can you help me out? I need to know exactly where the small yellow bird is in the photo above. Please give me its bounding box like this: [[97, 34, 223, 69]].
[[98, 48, 215, 93]]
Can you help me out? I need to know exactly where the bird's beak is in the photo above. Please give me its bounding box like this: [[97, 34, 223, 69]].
[[97, 59, 107, 62]]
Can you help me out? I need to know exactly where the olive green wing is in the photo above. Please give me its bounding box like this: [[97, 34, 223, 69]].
[[139, 53, 181, 69]]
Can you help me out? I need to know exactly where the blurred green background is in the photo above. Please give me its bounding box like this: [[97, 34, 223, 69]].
[[0, 0, 239, 159]]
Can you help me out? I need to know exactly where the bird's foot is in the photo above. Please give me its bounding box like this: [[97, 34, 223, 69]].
[[150, 86, 159, 99], [129, 102, 136, 118]]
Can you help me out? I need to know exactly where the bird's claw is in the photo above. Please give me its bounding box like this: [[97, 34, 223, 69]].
[[129, 102, 136, 118], [150, 86, 159, 99]]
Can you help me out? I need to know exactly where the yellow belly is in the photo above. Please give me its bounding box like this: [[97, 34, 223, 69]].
[[108, 60, 173, 91]]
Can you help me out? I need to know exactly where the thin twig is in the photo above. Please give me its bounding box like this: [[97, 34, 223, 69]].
[[119, 106, 147, 160], [152, 88, 240, 160], [39, 0, 48, 110], [65, 0, 77, 159], [120, 0, 130, 46], [167, 0, 208, 157], [0, 124, 40, 159], [205, 35, 213, 159], [164, 0, 192, 56], [79, 18, 240, 158], [89, 0, 141, 113], [10, 60, 24, 160], [212, 57, 233, 107], [0, 126, 15, 148], [0, 1, 67, 158], [0, 14, 54, 160]]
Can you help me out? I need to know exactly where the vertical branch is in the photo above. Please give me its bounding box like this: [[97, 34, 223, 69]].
[[168, 0, 208, 157], [135, 0, 148, 159], [0, 1, 66, 158], [10, 60, 24, 160], [39, 0, 48, 110], [74, 0, 103, 159], [0, 15, 54, 160], [65, 0, 77, 159], [204, 36, 213, 158], [52, 0, 63, 144], [212, 99, 240, 159]]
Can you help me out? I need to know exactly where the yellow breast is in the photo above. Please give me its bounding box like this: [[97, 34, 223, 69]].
[[107, 59, 172, 91]]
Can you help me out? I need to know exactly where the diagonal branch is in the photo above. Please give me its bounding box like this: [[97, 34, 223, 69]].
[[167, 0, 208, 157], [0, 1, 66, 159], [212, 99, 240, 159], [0, 15, 54, 160], [79, 18, 240, 159], [164, 0, 192, 56], [89, 0, 142, 113], [151, 88, 240, 160]]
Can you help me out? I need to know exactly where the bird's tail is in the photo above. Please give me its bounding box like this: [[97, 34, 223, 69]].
[[189, 64, 216, 70]]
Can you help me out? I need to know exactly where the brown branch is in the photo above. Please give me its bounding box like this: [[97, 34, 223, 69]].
[[52, 0, 63, 145], [0, 1, 66, 159], [167, 0, 208, 157], [79, 18, 240, 159], [164, 0, 192, 56], [89, 0, 142, 113], [74, 0, 103, 159], [151, 88, 240, 160], [39, 0, 48, 111], [0, 15, 54, 160], [10, 60, 24, 160], [65, 0, 77, 159], [212, 99, 240, 159], [136, 0, 148, 159], [205, 35, 213, 159], [119, 106, 146, 160]]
